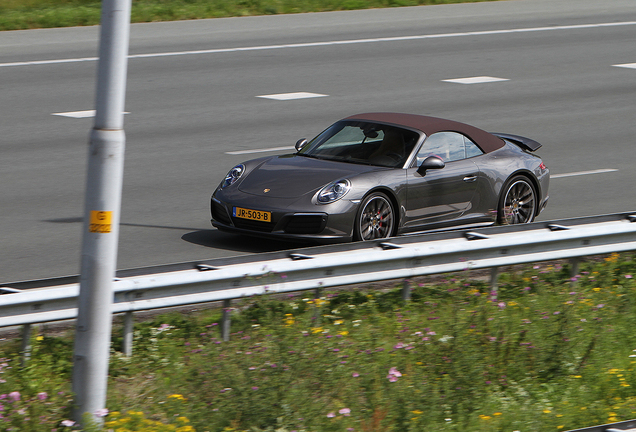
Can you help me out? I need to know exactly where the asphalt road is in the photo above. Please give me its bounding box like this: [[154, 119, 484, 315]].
[[1, 0, 635, 283]]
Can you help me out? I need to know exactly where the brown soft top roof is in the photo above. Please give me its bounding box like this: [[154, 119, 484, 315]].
[[345, 112, 505, 153]]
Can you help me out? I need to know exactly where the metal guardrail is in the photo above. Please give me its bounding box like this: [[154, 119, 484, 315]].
[[565, 418, 636, 432], [2, 212, 636, 332]]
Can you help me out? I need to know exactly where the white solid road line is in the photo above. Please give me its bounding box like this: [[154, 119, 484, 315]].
[[3, 21, 636, 68], [223, 147, 621, 180], [551, 169, 618, 178]]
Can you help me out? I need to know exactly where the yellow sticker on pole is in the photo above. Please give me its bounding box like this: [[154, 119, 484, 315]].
[[89, 211, 112, 233]]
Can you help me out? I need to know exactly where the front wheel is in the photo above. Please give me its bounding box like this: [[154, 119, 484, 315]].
[[498, 176, 537, 225], [354, 192, 395, 241]]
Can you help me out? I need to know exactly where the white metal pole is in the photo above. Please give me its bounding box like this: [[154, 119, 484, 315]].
[[71, 0, 131, 424]]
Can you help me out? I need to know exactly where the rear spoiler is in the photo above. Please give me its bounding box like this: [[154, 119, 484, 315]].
[[491, 133, 542, 152]]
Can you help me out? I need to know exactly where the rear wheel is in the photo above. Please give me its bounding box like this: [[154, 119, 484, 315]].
[[498, 176, 537, 224], [354, 192, 395, 241]]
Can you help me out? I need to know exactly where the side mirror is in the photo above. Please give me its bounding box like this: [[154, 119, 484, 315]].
[[416, 156, 445, 175], [295, 138, 308, 152]]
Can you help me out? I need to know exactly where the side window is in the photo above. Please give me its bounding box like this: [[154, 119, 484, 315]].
[[464, 136, 483, 158], [417, 132, 465, 164]]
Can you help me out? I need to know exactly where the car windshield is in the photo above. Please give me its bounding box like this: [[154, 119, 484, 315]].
[[298, 121, 421, 168]]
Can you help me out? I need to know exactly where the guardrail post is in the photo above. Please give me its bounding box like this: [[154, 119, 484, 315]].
[[570, 257, 581, 285], [402, 279, 411, 301], [490, 267, 499, 293], [222, 299, 231, 342], [313, 288, 322, 326], [20, 324, 33, 366], [122, 312, 133, 356]]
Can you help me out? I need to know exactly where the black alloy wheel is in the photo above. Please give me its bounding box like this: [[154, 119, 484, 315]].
[[355, 192, 395, 241], [498, 176, 537, 224]]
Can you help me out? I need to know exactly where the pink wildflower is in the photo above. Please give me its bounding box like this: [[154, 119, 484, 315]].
[[94, 408, 109, 417], [339, 408, 351, 416], [387, 367, 402, 382]]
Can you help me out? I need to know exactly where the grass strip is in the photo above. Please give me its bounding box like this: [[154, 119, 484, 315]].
[[2, 253, 636, 431], [0, 0, 498, 31]]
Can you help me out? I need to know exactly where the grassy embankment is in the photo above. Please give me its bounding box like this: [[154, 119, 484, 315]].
[[0, 0, 497, 31], [2, 253, 636, 431]]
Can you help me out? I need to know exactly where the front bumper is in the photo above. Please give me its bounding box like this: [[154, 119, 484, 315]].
[[210, 196, 356, 242]]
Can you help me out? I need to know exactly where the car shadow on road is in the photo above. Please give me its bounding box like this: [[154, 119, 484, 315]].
[[181, 229, 308, 254], [45, 217, 307, 254]]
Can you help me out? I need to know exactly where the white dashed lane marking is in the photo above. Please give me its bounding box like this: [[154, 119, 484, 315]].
[[226, 146, 295, 155], [443, 76, 509, 84], [256, 92, 328, 101], [551, 169, 618, 178], [613, 63, 636, 69], [52, 110, 130, 118], [52, 110, 97, 118]]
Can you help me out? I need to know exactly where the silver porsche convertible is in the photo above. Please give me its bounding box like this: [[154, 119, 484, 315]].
[[211, 113, 549, 242]]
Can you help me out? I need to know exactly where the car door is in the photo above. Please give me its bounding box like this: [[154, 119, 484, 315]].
[[403, 132, 481, 230]]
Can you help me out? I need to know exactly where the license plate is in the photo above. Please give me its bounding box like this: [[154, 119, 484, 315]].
[[233, 207, 272, 222]]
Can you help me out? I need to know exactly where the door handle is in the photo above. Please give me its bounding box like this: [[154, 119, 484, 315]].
[[463, 175, 477, 182]]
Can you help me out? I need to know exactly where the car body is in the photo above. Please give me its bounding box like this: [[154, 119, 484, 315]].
[[211, 113, 549, 242]]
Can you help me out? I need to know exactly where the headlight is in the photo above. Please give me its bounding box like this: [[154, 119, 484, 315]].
[[317, 179, 351, 203], [221, 164, 245, 189]]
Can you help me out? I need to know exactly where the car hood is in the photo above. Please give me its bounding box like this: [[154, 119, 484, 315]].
[[238, 154, 378, 198]]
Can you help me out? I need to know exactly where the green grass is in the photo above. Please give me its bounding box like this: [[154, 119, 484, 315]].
[[0, 0, 499, 31], [2, 253, 636, 431]]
